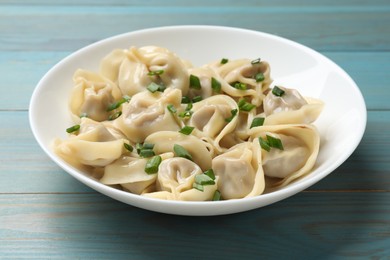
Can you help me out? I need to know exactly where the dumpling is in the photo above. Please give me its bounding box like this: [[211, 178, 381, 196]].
[[101, 46, 190, 96], [143, 157, 218, 201], [53, 117, 127, 168], [209, 59, 272, 106], [100, 152, 174, 195], [144, 131, 212, 171], [263, 86, 324, 125], [69, 69, 122, 122], [114, 88, 182, 143], [188, 95, 239, 153], [249, 124, 320, 187], [212, 139, 265, 199]]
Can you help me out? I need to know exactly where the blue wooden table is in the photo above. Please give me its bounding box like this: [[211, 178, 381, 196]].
[[1, 1, 389, 258]]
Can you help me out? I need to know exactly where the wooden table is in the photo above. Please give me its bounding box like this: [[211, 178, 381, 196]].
[[1, 1, 389, 258]]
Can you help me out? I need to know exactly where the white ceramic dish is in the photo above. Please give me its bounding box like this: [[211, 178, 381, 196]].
[[29, 25, 366, 216]]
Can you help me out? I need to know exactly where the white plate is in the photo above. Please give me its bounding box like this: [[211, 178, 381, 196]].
[[29, 25, 366, 216]]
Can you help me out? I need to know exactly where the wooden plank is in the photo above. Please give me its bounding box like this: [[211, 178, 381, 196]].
[[0, 5, 388, 52], [1, 192, 390, 258], [0, 110, 388, 193], [1, 51, 389, 110]]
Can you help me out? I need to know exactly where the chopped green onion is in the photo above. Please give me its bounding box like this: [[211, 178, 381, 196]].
[[147, 82, 162, 93], [203, 169, 216, 180], [136, 143, 143, 154], [142, 143, 155, 150], [266, 134, 284, 150], [259, 137, 271, 152], [212, 190, 221, 201], [238, 99, 256, 112], [167, 104, 177, 114], [179, 126, 194, 135], [145, 155, 162, 174], [107, 95, 131, 111], [231, 81, 247, 90], [178, 110, 193, 119], [192, 95, 202, 103], [173, 144, 193, 161], [181, 96, 191, 104], [272, 86, 285, 97], [124, 143, 133, 152], [79, 113, 88, 118], [66, 124, 80, 134], [192, 182, 204, 192], [211, 77, 221, 93], [189, 74, 201, 90], [108, 111, 122, 120], [139, 149, 155, 158], [185, 103, 193, 111], [195, 174, 215, 186], [220, 58, 229, 64], [225, 109, 238, 122], [255, 72, 265, 82], [147, 70, 164, 76], [250, 117, 265, 128], [251, 58, 261, 65]]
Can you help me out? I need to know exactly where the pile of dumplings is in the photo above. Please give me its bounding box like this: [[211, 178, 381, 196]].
[[53, 46, 324, 201]]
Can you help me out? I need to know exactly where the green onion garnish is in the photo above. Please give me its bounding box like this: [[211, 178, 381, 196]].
[[259, 137, 271, 152], [139, 149, 155, 158], [108, 111, 122, 120], [142, 143, 155, 150], [203, 169, 216, 180], [238, 99, 256, 112], [231, 81, 247, 90], [272, 86, 285, 97], [189, 74, 201, 90], [255, 72, 265, 82], [192, 95, 202, 103], [192, 182, 204, 192], [179, 126, 194, 135], [66, 124, 80, 134], [145, 155, 162, 174], [251, 58, 261, 65], [107, 95, 131, 111], [173, 144, 193, 161], [220, 58, 229, 64], [195, 174, 215, 186], [185, 103, 193, 111], [181, 96, 191, 104], [147, 70, 164, 76], [136, 143, 155, 157], [147, 82, 162, 93], [212, 190, 221, 201], [178, 110, 193, 119], [79, 113, 88, 118], [225, 109, 238, 122], [250, 117, 265, 128], [167, 104, 177, 114], [211, 77, 221, 93], [266, 134, 284, 150], [124, 143, 133, 152]]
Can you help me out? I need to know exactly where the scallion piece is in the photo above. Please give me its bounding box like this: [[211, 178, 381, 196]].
[[108, 111, 122, 120], [225, 109, 238, 122], [231, 81, 247, 90], [136, 143, 143, 154], [173, 144, 193, 161], [255, 72, 265, 82], [185, 103, 193, 111], [181, 96, 191, 104], [211, 77, 221, 93], [220, 58, 229, 64], [167, 104, 177, 114], [145, 155, 162, 174], [192, 95, 202, 103], [124, 143, 133, 152], [251, 58, 261, 65], [147, 82, 161, 93], [142, 143, 155, 150], [212, 190, 221, 201], [259, 137, 271, 152], [192, 182, 204, 192], [79, 113, 88, 118], [250, 117, 265, 128], [107, 95, 131, 111], [139, 149, 155, 158], [66, 124, 80, 134], [266, 134, 284, 150], [147, 70, 164, 76], [179, 126, 194, 135], [195, 174, 215, 186], [178, 110, 193, 119], [238, 99, 256, 112], [189, 74, 201, 90], [203, 169, 216, 180], [272, 86, 285, 97]]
